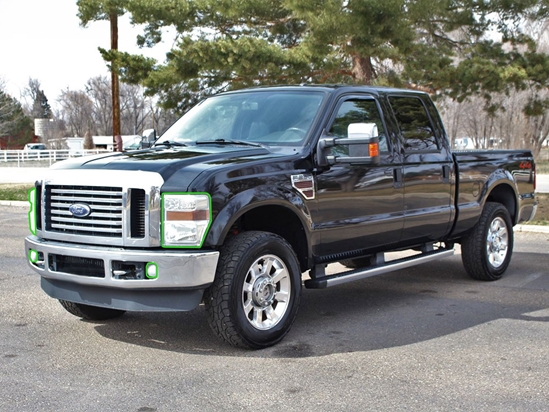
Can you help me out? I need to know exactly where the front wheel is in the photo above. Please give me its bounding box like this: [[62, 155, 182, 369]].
[[204, 231, 302, 349], [461, 202, 514, 281]]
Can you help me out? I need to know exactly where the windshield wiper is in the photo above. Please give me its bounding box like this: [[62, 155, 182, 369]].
[[154, 140, 188, 148], [195, 139, 265, 148]]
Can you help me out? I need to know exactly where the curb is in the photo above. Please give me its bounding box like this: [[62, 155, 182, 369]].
[[514, 224, 549, 234]]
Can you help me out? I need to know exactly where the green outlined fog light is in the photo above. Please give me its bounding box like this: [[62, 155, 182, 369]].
[[146, 262, 158, 279], [28, 249, 39, 263]]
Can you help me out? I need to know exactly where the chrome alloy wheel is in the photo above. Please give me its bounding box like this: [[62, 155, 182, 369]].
[[242, 254, 291, 330], [486, 216, 509, 268]]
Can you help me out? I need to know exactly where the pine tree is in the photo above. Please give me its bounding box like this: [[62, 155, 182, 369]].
[[0, 90, 34, 148], [79, 0, 549, 114], [26, 79, 52, 119]]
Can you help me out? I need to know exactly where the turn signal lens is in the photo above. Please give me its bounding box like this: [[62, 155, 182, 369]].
[[369, 142, 379, 157]]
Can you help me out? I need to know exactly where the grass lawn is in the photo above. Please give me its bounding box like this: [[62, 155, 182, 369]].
[[0, 184, 33, 202]]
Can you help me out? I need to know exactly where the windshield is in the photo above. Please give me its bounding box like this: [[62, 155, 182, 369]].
[[156, 90, 325, 147]]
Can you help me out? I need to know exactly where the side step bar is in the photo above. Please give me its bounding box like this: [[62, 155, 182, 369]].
[[305, 246, 454, 289]]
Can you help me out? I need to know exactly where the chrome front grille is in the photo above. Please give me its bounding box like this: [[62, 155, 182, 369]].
[[46, 185, 124, 237], [38, 169, 164, 247]]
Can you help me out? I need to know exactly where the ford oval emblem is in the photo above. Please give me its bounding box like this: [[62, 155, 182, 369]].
[[69, 203, 92, 218]]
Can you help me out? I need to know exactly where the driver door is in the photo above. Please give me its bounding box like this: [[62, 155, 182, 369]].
[[313, 95, 404, 258]]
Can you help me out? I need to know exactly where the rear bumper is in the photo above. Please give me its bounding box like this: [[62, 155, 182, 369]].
[[25, 236, 219, 311]]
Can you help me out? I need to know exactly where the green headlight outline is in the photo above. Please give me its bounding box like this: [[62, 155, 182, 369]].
[[145, 262, 158, 279], [161, 192, 212, 249], [28, 188, 36, 235]]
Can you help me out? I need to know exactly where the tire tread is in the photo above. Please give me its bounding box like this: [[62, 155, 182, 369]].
[[204, 231, 301, 349], [461, 202, 513, 281]]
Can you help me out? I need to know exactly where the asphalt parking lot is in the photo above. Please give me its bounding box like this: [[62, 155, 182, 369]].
[[1, 204, 549, 411]]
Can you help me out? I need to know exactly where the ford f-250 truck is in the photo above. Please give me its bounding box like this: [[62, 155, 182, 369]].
[[25, 85, 537, 349]]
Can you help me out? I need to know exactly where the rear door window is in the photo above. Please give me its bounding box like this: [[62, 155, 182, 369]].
[[389, 96, 439, 152]]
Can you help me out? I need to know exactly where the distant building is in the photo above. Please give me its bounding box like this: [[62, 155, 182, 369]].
[[91, 135, 141, 151], [34, 119, 55, 140]]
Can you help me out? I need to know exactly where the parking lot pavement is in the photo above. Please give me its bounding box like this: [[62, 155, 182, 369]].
[[2, 204, 549, 411]]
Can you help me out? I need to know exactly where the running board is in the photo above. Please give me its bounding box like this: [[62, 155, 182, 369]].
[[305, 247, 454, 289]]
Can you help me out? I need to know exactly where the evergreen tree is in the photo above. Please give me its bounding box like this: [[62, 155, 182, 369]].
[[78, 0, 549, 114], [26, 78, 52, 119], [0, 90, 34, 148]]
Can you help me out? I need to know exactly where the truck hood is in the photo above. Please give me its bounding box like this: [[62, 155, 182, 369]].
[[50, 145, 280, 185]]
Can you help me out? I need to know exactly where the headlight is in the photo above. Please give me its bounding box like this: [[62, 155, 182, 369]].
[[28, 187, 37, 235], [161, 193, 212, 248]]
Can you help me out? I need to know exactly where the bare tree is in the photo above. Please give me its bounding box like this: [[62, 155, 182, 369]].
[[57, 89, 95, 137], [54, 76, 177, 141], [86, 76, 113, 135], [437, 98, 462, 148], [149, 103, 178, 135], [120, 83, 149, 135], [83, 130, 95, 149]]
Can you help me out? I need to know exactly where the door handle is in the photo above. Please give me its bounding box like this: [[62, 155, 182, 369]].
[[393, 168, 403, 188], [442, 165, 451, 182]]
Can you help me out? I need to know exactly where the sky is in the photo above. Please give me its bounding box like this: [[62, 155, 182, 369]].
[[0, 0, 172, 106]]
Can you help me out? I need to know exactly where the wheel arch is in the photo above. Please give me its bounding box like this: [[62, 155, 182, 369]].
[[206, 187, 313, 272], [483, 170, 518, 224]]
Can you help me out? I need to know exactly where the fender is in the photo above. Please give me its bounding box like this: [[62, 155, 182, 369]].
[[206, 183, 314, 249], [450, 166, 520, 239], [478, 168, 519, 221]]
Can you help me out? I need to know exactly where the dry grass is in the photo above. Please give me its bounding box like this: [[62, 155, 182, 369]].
[[0, 184, 33, 202]]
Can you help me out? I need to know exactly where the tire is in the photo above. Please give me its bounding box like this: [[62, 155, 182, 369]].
[[461, 202, 514, 281], [340, 255, 373, 269], [58, 300, 126, 321], [204, 231, 302, 349]]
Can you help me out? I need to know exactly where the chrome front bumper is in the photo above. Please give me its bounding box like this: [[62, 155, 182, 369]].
[[25, 236, 220, 312]]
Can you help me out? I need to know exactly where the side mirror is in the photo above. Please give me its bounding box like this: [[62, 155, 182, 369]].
[[141, 129, 157, 149], [317, 122, 380, 166]]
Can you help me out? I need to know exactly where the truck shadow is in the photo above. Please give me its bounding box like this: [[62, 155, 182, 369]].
[[91, 252, 549, 358]]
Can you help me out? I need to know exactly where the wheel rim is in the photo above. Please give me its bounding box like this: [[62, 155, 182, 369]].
[[486, 216, 509, 268], [241, 254, 291, 330]]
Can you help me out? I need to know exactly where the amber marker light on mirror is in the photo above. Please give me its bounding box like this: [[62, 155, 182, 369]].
[[369, 142, 379, 158]]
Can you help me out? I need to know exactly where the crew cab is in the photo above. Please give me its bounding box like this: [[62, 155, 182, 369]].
[[25, 85, 537, 348]]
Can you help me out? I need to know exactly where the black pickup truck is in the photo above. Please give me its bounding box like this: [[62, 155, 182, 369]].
[[25, 85, 537, 348]]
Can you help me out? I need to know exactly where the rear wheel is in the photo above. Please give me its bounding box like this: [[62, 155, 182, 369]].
[[204, 231, 302, 349], [461, 202, 514, 281], [58, 300, 126, 321]]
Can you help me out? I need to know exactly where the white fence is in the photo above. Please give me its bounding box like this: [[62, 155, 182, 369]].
[[0, 149, 110, 166]]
